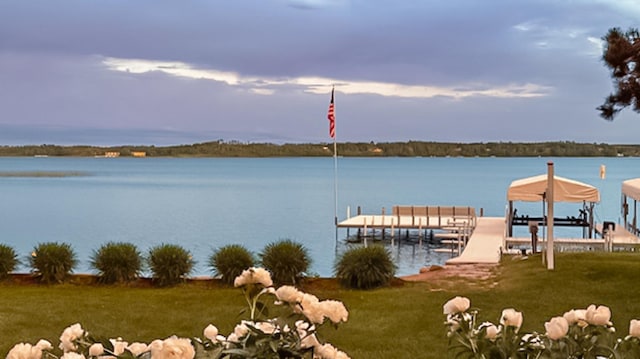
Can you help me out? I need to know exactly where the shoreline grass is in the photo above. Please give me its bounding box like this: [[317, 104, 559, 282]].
[[2, 252, 640, 358]]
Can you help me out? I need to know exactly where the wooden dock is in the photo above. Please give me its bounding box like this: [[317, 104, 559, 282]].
[[337, 205, 477, 231]]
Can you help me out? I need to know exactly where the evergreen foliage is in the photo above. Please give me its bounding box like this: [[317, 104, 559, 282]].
[[1, 141, 640, 157], [29, 242, 77, 284], [147, 244, 194, 287], [90, 242, 143, 284], [334, 245, 396, 289], [0, 244, 19, 280], [209, 244, 255, 285], [259, 239, 311, 285], [599, 27, 640, 120]]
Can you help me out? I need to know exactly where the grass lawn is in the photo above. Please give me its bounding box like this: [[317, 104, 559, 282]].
[[2, 252, 640, 358]]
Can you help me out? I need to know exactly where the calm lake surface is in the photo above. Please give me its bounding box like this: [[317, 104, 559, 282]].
[[0, 156, 637, 277]]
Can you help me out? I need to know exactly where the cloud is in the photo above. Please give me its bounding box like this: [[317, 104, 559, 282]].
[[103, 57, 552, 99]]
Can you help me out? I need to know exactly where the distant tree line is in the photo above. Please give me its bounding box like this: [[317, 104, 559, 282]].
[[1, 140, 639, 157]]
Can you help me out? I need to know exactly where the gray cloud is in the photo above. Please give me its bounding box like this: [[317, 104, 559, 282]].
[[1, 0, 639, 145]]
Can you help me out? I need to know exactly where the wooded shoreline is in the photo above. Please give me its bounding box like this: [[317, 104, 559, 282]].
[[1, 140, 640, 157]]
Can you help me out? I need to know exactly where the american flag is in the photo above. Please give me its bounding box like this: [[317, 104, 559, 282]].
[[327, 87, 335, 138]]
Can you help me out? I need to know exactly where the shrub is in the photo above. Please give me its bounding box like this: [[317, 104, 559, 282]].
[[209, 244, 255, 285], [334, 245, 396, 289], [0, 244, 19, 280], [259, 239, 311, 285], [90, 242, 143, 284], [147, 244, 194, 287], [29, 242, 77, 284]]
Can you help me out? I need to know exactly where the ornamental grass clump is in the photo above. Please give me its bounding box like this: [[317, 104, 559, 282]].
[[29, 242, 77, 284], [209, 244, 255, 285], [147, 244, 194, 287], [444, 295, 640, 358], [6, 267, 351, 359], [90, 242, 143, 284], [334, 245, 396, 289], [259, 239, 311, 285], [0, 244, 19, 280]]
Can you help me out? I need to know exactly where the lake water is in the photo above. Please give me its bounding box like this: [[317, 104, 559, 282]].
[[0, 156, 637, 277]]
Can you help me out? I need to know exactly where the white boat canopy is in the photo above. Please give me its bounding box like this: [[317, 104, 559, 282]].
[[622, 178, 640, 201], [507, 174, 600, 203]]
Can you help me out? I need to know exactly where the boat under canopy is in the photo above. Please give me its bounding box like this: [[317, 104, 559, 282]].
[[506, 174, 600, 238]]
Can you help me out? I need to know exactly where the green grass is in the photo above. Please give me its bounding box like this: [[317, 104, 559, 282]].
[[3, 252, 640, 358]]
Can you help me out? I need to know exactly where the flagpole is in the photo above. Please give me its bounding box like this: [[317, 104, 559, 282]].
[[333, 118, 339, 243], [327, 86, 339, 243]]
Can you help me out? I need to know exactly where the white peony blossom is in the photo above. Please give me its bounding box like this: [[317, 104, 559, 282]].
[[299, 293, 324, 324], [478, 322, 499, 341], [6, 343, 44, 359], [60, 353, 85, 359], [126, 342, 149, 356], [563, 309, 588, 328], [315, 343, 338, 359], [203, 324, 219, 342], [88, 343, 104, 357], [150, 337, 194, 359], [443, 296, 471, 315], [500, 308, 523, 332], [320, 300, 349, 324], [233, 267, 273, 288], [275, 285, 304, 304], [34, 340, 52, 352], [630, 319, 640, 338], [545, 316, 569, 340], [59, 323, 85, 352], [585, 304, 612, 326], [109, 338, 128, 355], [255, 321, 278, 335]]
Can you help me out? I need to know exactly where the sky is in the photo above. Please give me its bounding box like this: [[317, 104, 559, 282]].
[[1, 0, 640, 146]]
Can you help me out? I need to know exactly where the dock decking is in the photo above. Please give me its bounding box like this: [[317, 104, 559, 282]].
[[337, 205, 477, 231], [446, 217, 505, 264]]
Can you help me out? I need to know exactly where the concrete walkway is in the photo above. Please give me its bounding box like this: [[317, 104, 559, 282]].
[[446, 217, 505, 264]]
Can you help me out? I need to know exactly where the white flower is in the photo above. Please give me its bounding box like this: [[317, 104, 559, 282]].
[[300, 332, 320, 349], [443, 296, 470, 315], [233, 267, 273, 287], [315, 343, 338, 359], [500, 308, 523, 332], [6, 343, 44, 359], [314, 343, 350, 359], [109, 338, 128, 355], [149, 339, 163, 353], [127, 343, 149, 356], [229, 321, 252, 340], [563, 309, 588, 328], [585, 304, 612, 326], [60, 353, 85, 359], [545, 316, 569, 340], [320, 300, 349, 324], [88, 343, 104, 357], [34, 340, 52, 352], [59, 323, 85, 352], [630, 319, 640, 338], [299, 293, 324, 324], [255, 321, 278, 335], [478, 322, 499, 341], [150, 337, 194, 359], [275, 285, 304, 304], [203, 324, 219, 341]]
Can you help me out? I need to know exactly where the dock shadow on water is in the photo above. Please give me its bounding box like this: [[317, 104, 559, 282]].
[[337, 229, 456, 275]]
